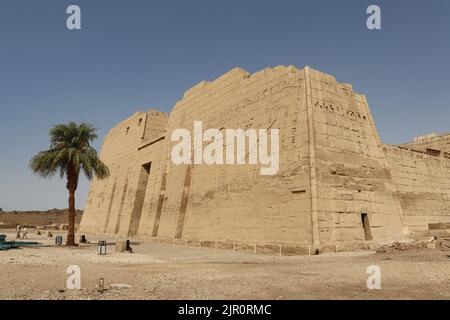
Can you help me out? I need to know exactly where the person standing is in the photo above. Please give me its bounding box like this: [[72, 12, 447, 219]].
[[15, 224, 21, 239], [21, 227, 28, 239]]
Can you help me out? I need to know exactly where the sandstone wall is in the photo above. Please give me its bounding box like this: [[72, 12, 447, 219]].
[[384, 145, 450, 232], [307, 68, 404, 244], [401, 133, 450, 156], [80, 65, 449, 251], [150, 66, 313, 245], [79, 111, 168, 235]]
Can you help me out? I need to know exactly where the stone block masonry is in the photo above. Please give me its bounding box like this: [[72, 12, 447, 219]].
[[79, 65, 450, 253]]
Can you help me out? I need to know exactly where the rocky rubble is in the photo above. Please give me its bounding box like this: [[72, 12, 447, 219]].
[[376, 237, 450, 254]]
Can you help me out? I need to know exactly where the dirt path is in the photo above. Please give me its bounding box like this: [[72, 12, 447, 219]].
[[0, 230, 449, 300]]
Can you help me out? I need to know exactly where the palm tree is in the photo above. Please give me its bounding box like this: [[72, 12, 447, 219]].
[[30, 122, 109, 246]]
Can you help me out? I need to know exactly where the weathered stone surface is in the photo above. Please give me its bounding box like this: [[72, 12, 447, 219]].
[[401, 133, 450, 156], [79, 66, 450, 250], [115, 241, 127, 252]]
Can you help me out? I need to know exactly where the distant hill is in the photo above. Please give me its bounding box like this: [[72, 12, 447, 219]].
[[0, 209, 83, 228]]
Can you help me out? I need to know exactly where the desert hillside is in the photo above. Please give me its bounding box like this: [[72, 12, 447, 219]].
[[0, 209, 83, 228]]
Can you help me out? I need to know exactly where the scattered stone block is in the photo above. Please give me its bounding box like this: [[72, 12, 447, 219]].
[[115, 241, 127, 252], [115, 240, 133, 253], [97, 277, 105, 293], [429, 223, 450, 230]]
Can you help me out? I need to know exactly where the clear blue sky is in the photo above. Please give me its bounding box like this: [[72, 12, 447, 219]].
[[0, 0, 449, 211]]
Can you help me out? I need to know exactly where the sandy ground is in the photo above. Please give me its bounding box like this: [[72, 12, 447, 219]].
[[0, 229, 449, 300]]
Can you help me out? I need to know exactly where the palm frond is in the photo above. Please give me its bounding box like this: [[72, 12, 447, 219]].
[[31, 122, 109, 183]]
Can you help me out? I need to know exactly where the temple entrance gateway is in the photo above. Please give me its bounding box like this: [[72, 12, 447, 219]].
[[127, 162, 151, 237]]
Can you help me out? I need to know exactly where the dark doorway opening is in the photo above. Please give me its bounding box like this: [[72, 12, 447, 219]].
[[361, 213, 373, 241], [142, 163, 151, 174]]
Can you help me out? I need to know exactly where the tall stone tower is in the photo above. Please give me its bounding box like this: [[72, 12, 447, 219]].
[[80, 66, 450, 253], [303, 67, 404, 246]]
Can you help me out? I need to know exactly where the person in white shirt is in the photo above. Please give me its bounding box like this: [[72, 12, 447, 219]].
[[21, 227, 28, 239]]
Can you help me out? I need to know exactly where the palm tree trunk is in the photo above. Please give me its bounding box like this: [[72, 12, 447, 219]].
[[66, 187, 76, 246], [66, 166, 77, 246]]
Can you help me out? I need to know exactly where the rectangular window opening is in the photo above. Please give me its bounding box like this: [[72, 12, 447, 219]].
[[426, 148, 441, 156]]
